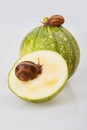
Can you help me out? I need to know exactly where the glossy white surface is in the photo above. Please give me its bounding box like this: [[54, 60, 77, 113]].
[[0, 0, 87, 130]]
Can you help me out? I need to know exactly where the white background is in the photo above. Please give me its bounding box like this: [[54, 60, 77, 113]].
[[0, 0, 87, 130]]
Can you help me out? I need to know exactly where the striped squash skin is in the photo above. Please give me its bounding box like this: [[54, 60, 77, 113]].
[[19, 26, 80, 78]]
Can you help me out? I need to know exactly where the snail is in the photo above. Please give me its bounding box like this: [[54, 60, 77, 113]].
[[15, 60, 42, 81], [43, 15, 65, 26]]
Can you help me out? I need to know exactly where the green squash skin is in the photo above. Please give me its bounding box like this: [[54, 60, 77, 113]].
[[19, 26, 80, 78]]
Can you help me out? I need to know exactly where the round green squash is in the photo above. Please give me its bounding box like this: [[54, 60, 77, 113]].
[[19, 15, 80, 78]]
